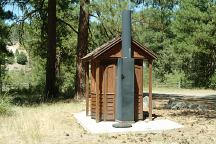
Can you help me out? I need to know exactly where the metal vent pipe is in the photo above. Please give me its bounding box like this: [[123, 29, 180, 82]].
[[122, 10, 132, 58], [115, 10, 134, 123]]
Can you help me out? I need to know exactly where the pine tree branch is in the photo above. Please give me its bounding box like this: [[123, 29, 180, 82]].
[[94, 13, 111, 39], [17, 0, 45, 23], [56, 18, 78, 34]]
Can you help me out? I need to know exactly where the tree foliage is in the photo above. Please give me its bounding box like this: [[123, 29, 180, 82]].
[[1, 0, 216, 100], [0, 4, 13, 93], [172, 0, 216, 87], [16, 52, 28, 65]]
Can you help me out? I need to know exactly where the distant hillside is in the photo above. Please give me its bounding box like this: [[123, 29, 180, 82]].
[[6, 43, 30, 71], [6, 43, 28, 55]]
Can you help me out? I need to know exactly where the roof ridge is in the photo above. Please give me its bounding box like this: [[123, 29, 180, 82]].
[[82, 36, 157, 62]]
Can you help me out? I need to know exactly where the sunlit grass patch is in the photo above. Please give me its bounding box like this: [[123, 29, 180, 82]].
[[0, 101, 85, 144], [0, 93, 13, 116]]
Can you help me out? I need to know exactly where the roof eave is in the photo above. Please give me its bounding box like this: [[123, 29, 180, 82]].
[[132, 40, 157, 60]]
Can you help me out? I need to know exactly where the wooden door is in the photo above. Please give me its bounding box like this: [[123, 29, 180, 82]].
[[101, 62, 116, 121], [134, 60, 143, 121]]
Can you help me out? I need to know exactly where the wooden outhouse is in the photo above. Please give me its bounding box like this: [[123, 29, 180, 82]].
[[82, 36, 156, 122]]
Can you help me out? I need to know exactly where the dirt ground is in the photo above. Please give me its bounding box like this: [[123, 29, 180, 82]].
[[0, 89, 216, 144]]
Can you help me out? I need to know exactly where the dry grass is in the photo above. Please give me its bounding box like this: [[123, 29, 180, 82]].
[[144, 87, 216, 97], [0, 101, 86, 144], [0, 91, 216, 144]]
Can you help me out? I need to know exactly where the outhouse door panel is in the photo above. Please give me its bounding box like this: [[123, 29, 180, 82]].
[[101, 62, 116, 121], [134, 60, 143, 121], [99, 60, 143, 121]]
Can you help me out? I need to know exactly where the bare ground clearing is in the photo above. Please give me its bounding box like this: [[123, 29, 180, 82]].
[[0, 89, 216, 144]]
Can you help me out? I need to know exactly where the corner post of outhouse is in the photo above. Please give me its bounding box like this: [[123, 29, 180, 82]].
[[85, 62, 89, 116], [148, 59, 153, 121], [95, 61, 100, 122]]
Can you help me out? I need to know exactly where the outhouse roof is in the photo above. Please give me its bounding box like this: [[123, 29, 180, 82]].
[[82, 36, 157, 62]]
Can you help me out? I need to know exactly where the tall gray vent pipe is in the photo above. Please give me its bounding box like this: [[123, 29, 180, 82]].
[[122, 10, 132, 58], [115, 10, 135, 123]]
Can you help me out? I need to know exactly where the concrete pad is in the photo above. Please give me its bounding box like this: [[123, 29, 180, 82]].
[[73, 111, 183, 134]]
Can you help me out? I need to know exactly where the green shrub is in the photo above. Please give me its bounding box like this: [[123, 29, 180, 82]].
[[17, 52, 28, 65], [0, 93, 13, 116]]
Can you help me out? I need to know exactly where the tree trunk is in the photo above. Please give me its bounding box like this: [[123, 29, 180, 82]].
[[75, 0, 90, 98], [45, 0, 57, 100]]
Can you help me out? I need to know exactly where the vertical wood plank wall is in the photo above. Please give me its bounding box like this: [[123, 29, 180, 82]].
[[90, 59, 144, 122], [134, 60, 144, 121], [102, 65, 107, 121], [101, 63, 116, 121], [85, 41, 155, 123]]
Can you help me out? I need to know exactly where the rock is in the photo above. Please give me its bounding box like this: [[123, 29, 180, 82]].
[[171, 102, 187, 110], [166, 98, 208, 111], [189, 104, 199, 109], [197, 105, 208, 111], [168, 98, 176, 104], [143, 96, 149, 109], [143, 96, 156, 110], [166, 98, 188, 110], [165, 98, 178, 109]]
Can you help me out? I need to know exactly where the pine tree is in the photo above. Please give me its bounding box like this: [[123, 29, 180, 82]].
[[172, 0, 216, 87], [0, 4, 13, 93], [75, 0, 90, 98], [45, 0, 57, 99]]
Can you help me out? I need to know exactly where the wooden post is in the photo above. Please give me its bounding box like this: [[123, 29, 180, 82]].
[[140, 60, 144, 120], [95, 62, 100, 122], [85, 62, 89, 116], [148, 60, 153, 120], [103, 67, 107, 121]]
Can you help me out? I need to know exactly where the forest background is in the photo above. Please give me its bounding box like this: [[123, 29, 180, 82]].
[[0, 0, 216, 108]]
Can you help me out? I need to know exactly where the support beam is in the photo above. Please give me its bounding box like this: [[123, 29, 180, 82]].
[[148, 60, 153, 120], [95, 62, 100, 122], [85, 62, 89, 116], [103, 66, 107, 121], [90, 61, 95, 119], [140, 60, 144, 120]]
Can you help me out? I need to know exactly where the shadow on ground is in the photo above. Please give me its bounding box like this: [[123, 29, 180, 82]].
[[143, 111, 161, 120]]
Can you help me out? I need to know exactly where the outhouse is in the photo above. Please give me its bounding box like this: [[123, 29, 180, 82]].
[[82, 36, 157, 122]]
